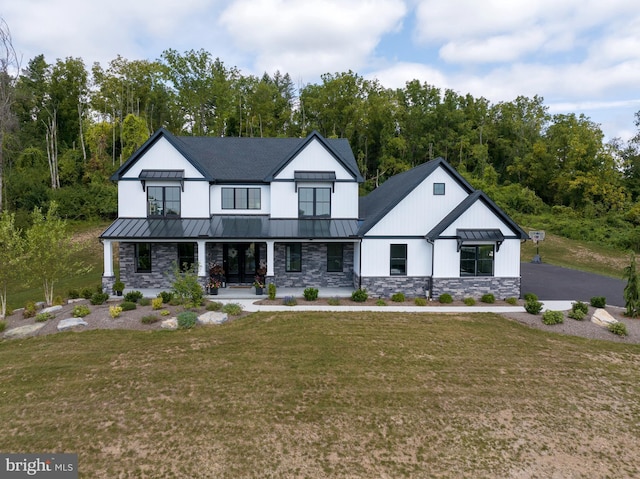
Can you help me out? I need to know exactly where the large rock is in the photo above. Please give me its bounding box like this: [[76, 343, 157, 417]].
[[57, 318, 88, 331], [41, 305, 63, 314], [4, 323, 46, 339], [197, 311, 228, 325], [591, 308, 618, 327], [161, 318, 178, 330]]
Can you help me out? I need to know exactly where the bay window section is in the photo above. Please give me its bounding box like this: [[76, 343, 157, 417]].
[[148, 186, 180, 217], [460, 245, 494, 276]]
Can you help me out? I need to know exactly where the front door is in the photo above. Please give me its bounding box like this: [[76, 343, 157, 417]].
[[223, 243, 258, 284]]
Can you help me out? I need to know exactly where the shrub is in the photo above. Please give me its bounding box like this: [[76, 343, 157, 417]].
[[481, 293, 495, 304], [206, 301, 223, 311], [590, 296, 606, 308], [141, 315, 160, 324], [160, 310, 171, 316], [124, 290, 143, 303], [68, 289, 80, 299], [568, 309, 586, 321], [138, 297, 151, 307], [109, 306, 123, 318], [542, 310, 564, 325], [439, 293, 453, 304], [177, 311, 198, 330], [524, 299, 543, 315], [222, 303, 243, 316], [524, 292, 538, 302], [376, 299, 387, 306], [283, 296, 297, 306], [505, 297, 518, 305], [90, 292, 109, 305], [23, 301, 37, 319], [351, 289, 368, 302], [53, 296, 64, 306], [268, 283, 277, 300], [35, 312, 54, 322], [120, 301, 137, 311], [169, 296, 182, 306], [327, 297, 341, 305], [81, 287, 93, 299], [72, 304, 91, 318], [608, 322, 628, 336], [152, 297, 164, 310], [391, 292, 405, 302], [414, 297, 427, 306], [572, 301, 589, 315], [158, 291, 173, 303], [303, 287, 319, 301], [463, 297, 476, 306], [171, 262, 203, 307], [0, 320, 6, 332]]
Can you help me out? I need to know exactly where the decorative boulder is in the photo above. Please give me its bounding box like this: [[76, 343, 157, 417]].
[[57, 318, 88, 331], [161, 318, 178, 330], [197, 311, 228, 325], [4, 323, 46, 339], [42, 305, 63, 314], [591, 308, 618, 327]]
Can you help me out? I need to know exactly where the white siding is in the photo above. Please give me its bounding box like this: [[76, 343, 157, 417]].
[[118, 180, 210, 218], [210, 184, 271, 215], [360, 238, 432, 276], [276, 139, 355, 180], [270, 179, 359, 218], [365, 167, 469, 236], [119, 137, 206, 179]]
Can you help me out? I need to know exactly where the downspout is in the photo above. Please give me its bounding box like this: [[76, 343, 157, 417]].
[[426, 237, 434, 300], [358, 238, 362, 290]]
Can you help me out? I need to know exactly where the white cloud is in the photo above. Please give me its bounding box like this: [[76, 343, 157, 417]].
[[367, 62, 447, 89]]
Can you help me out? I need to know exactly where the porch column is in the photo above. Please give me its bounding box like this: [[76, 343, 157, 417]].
[[266, 240, 275, 277], [197, 240, 207, 277], [103, 239, 114, 277]]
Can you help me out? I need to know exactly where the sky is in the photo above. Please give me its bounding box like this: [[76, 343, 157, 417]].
[[3, 0, 640, 141]]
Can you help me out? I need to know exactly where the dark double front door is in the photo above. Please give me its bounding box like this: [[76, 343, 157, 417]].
[[223, 243, 258, 284]]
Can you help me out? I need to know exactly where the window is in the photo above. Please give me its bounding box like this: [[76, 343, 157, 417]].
[[147, 186, 180, 217], [298, 187, 330, 217], [327, 243, 343, 272], [135, 243, 151, 273], [460, 245, 494, 276], [222, 188, 261, 209], [433, 183, 445, 195], [285, 244, 302, 272], [390, 244, 407, 276], [177, 243, 195, 271]]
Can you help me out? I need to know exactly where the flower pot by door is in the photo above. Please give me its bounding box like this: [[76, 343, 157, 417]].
[[255, 287, 263, 295]]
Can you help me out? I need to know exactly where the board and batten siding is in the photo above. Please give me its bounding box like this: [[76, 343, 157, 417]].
[[275, 139, 356, 180], [119, 137, 206, 179], [118, 180, 210, 218], [359, 238, 433, 277]]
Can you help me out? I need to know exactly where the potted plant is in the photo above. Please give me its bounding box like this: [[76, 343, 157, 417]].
[[254, 262, 267, 295], [206, 277, 221, 295], [209, 262, 225, 289], [113, 280, 125, 296]]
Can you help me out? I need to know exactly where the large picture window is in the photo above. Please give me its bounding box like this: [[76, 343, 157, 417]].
[[298, 187, 330, 217], [285, 244, 302, 272], [135, 243, 152, 273], [327, 243, 343, 272], [147, 186, 180, 217], [460, 245, 494, 276], [222, 188, 261, 209], [390, 244, 407, 276]]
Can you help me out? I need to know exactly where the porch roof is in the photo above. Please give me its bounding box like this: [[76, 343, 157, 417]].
[[100, 216, 360, 240]]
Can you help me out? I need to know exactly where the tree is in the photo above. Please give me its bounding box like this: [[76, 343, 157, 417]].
[[0, 211, 24, 317], [25, 201, 91, 305], [623, 252, 640, 318]]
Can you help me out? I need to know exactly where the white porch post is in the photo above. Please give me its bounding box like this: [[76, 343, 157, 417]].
[[266, 240, 275, 277], [197, 240, 207, 277], [103, 239, 114, 277]]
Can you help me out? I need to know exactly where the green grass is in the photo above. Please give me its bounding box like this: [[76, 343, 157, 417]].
[[1, 312, 639, 477]]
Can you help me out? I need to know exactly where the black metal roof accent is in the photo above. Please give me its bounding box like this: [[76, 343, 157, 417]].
[[456, 229, 505, 251], [293, 171, 337, 192], [139, 169, 185, 191]]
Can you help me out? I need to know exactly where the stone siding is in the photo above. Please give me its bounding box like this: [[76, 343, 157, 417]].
[[273, 243, 354, 288], [359, 276, 431, 298], [431, 277, 521, 300]]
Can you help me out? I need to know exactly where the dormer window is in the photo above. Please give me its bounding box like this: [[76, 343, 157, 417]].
[[148, 186, 180, 217]]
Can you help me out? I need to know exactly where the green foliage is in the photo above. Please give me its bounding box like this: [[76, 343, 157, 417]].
[[0, 320, 5, 332], [542, 310, 564, 325], [160, 310, 171, 316], [351, 289, 368, 302], [205, 301, 223, 311], [391, 292, 405, 302], [23, 301, 37, 318], [608, 322, 628, 337], [283, 296, 297, 306], [268, 283, 277, 300], [109, 306, 123, 318], [170, 262, 203, 307], [113, 281, 124, 293], [151, 297, 164, 310], [524, 299, 544, 315], [0, 212, 25, 318], [590, 296, 606, 308], [53, 296, 64, 306], [124, 290, 143, 303], [90, 292, 109, 305], [303, 287, 319, 301], [623, 252, 640, 317], [481, 293, 495, 304], [572, 301, 589, 315], [524, 292, 538, 302], [438, 293, 453, 304], [177, 311, 197, 330], [463, 297, 476, 306], [376, 299, 387, 306], [68, 289, 80, 299], [120, 301, 137, 311], [138, 297, 151, 307], [221, 303, 243, 316], [158, 291, 173, 303], [505, 297, 518, 305], [568, 309, 586, 321], [81, 287, 94, 299], [327, 297, 341, 306], [141, 315, 160, 324], [35, 312, 54, 322], [414, 298, 427, 306], [72, 304, 91, 318]]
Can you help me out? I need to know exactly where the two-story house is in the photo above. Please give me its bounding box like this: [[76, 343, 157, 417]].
[[100, 128, 528, 299]]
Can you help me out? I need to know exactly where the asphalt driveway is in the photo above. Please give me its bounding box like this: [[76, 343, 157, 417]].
[[521, 262, 626, 307]]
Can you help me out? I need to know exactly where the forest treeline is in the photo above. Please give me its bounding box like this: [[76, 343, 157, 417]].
[[3, 48, 640, 250]]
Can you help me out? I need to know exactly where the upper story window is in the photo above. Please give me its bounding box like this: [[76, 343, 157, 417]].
[[299, 187, 330, 217], [148, 186, 180, 217], [433, 183, 445, 195], [222, 188, 261, 210]]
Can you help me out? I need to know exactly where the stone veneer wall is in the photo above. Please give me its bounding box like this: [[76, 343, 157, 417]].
[[273, 242, 354, 288], [359, 276, 431, 298], [431, 277, 521, 300]]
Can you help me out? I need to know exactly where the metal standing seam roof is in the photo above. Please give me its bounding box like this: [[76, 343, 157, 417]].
[[456, 229, 505, 242], [138, 169, 185, 179]]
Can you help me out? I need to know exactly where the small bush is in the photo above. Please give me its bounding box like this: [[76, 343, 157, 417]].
[[68, 289, 80, 299], [158, 291, 173, 303], [72, 304, 91, 318], [81, 287, 93, 299], [327, 297, 341, 305], [524, 299, 543, 315], [35, 312, 54, 322], [169, 296, 182, 306], [23, 301, 37, 319], [141, 315, 160, 324], [138, 297, 151, 307], [505, 297, 518, 305], [206, 301, 223, 311], [124, 290, 144, 303], [568, 309, 586, 320], [0, 320, 6, 332], [109, 306, 123, 318], [414, 297, 427, 306], [151, 297, 163, 310], [303, 287, 319, 301], [463, 297, 476, 306], [590, 296, 606, 308], [542, 310, 564, 325], [120, 301, 137, 311], [439, 293, 453, 304], [391, 292, 405, 302], [177, 311, 198, 329], [481, 293, 495, 304], [53, 296, 64, 306], [376, 299, 387, 306], [608, 322, 628, 336], [160, 310, 171, 316], [222, 303, 243, 316], [572, 301, 589, 315], [90, 292, 109, 305], [283, 296, 297, 306], [524, 292, 538, 302], [351, 289, 368, 302], [268, 283, 277, 300]]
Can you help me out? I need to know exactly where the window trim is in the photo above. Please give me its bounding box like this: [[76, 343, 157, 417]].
[[147, 185, 181, 217], [460, 244, 495, 277], [135, 243, 152, 273], [390, 244, 407, 276], [285, 243, 302, 272], [327, 243, 344, 273], [298, 187, 331, 218], [221, 187, 261, 210], [433, 183, 445, 195]]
